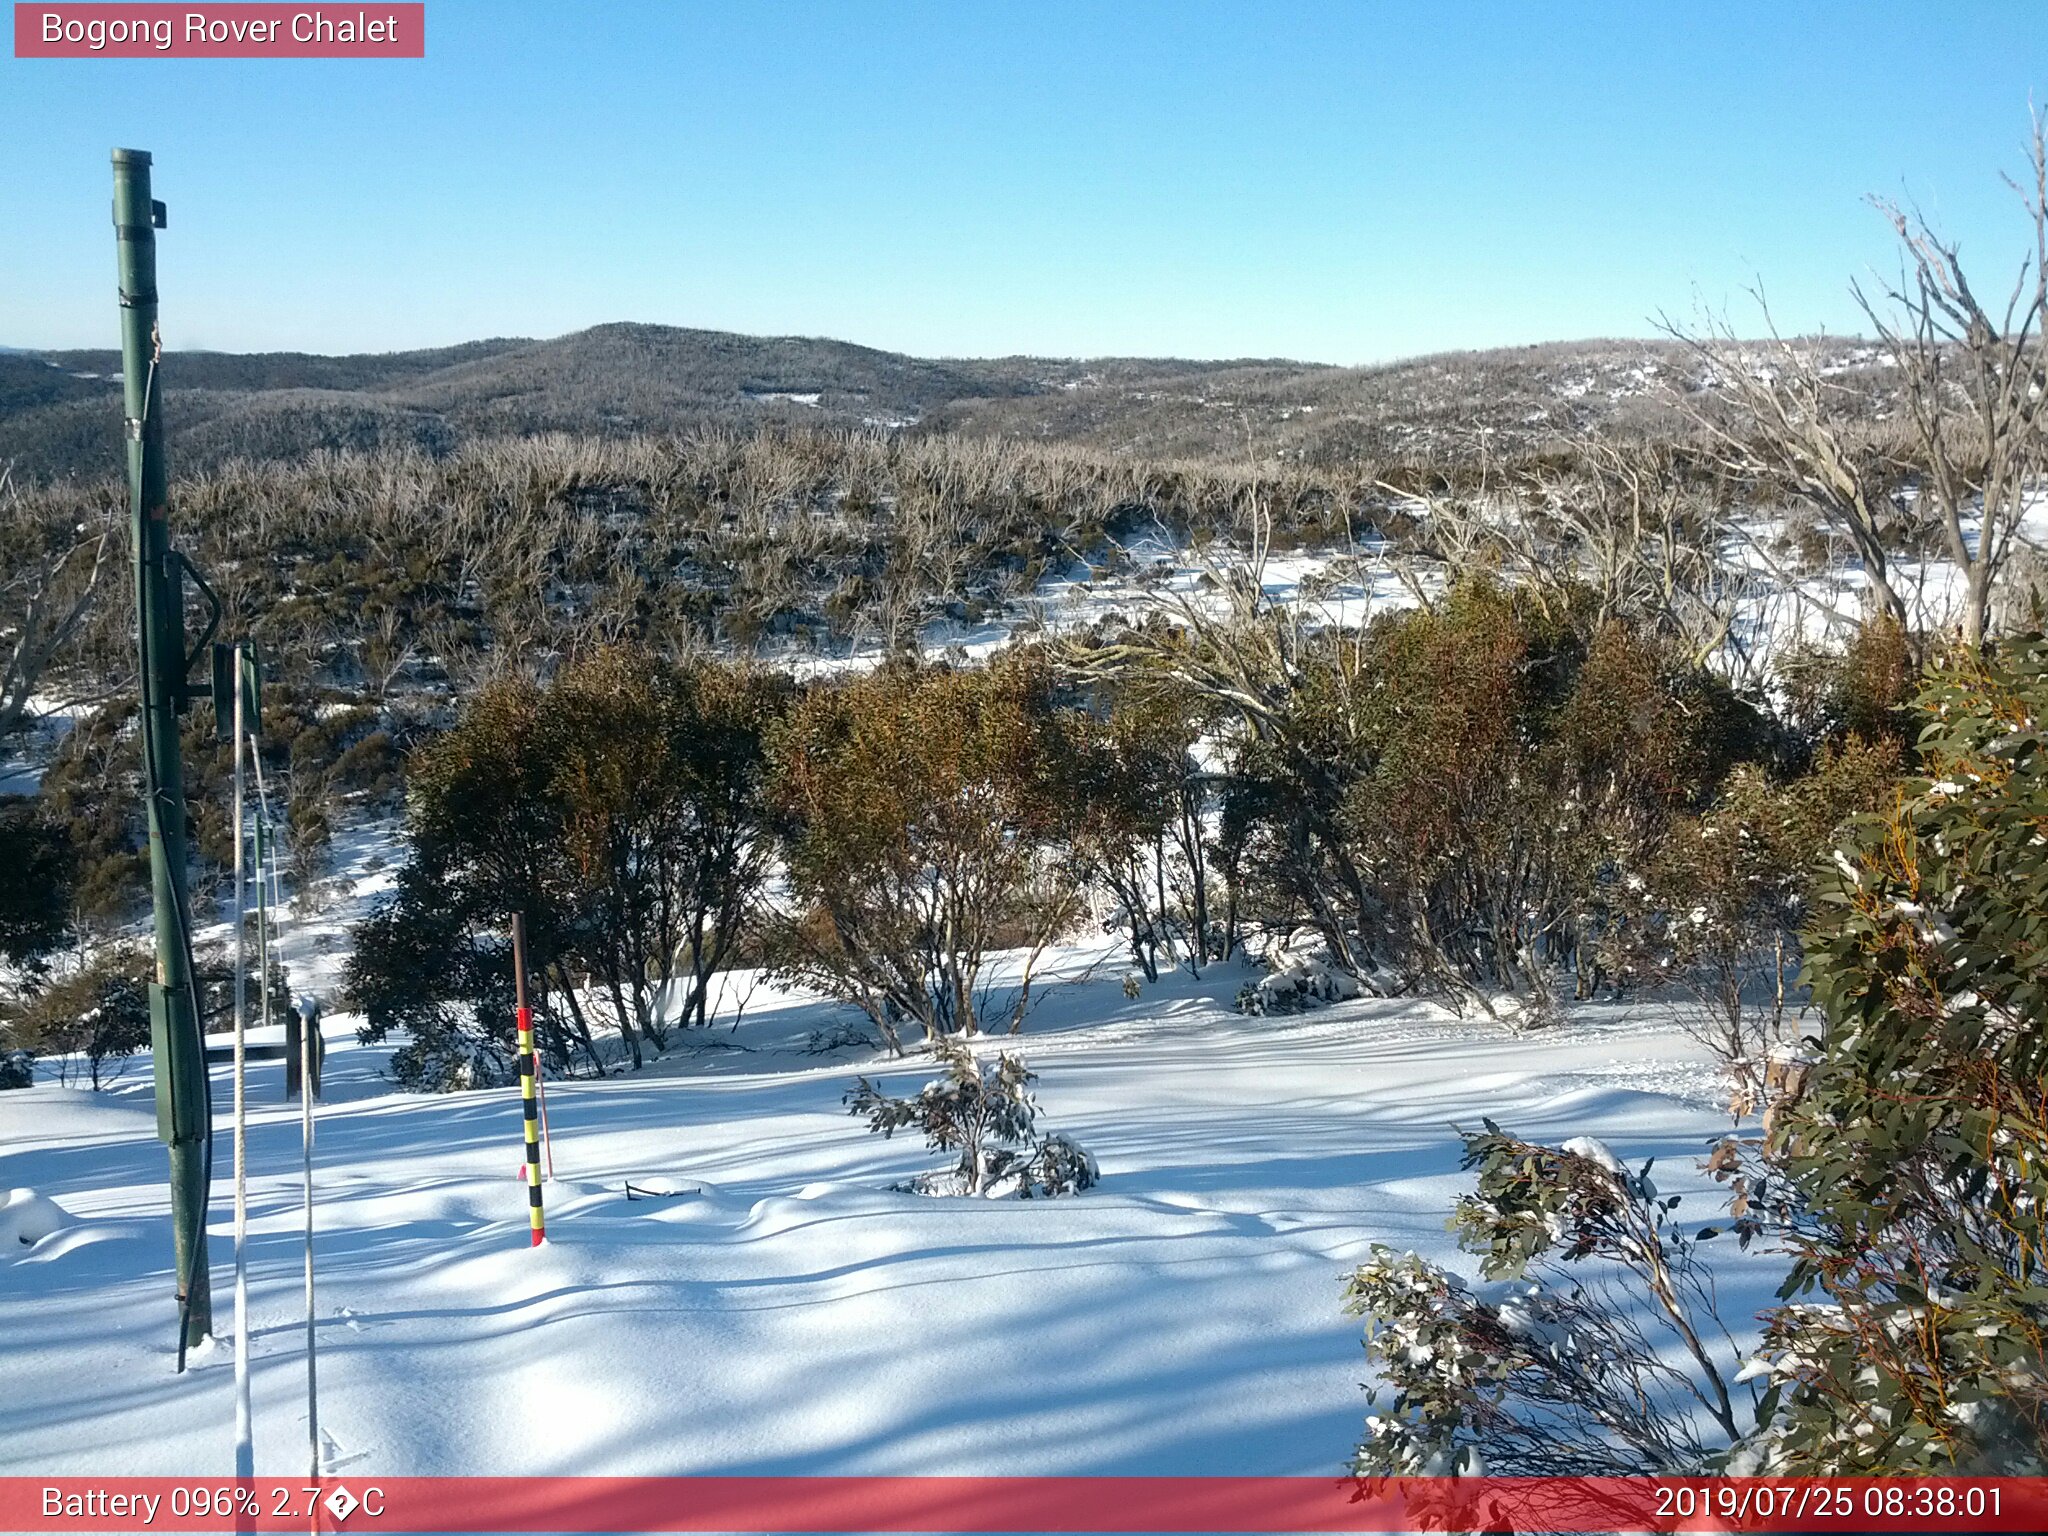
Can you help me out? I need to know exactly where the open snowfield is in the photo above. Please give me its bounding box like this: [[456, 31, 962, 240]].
[[0, 935, 1774, 1480]]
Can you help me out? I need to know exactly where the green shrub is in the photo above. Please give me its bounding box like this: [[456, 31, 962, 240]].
[[769, 659, 1083, 1052], [846, 1038, 1097, 1198], [0, 798, 73, 970], [2, 947, 151, 1089], [1731, 636, 2048, 1472], [348, 870, 522, 1091], [1343, 1124, 1750, 1476]]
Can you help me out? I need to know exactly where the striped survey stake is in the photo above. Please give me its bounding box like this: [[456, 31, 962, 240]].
[[510, 914, 545, 1246]]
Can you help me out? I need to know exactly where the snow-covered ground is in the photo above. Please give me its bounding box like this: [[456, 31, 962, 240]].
[[788, 532, 1431, 679], [0, 697, 75, 796], [23, 486, 2001, 1481], [0, 935, 1770, 1479], [779, 483, 2048, 683]]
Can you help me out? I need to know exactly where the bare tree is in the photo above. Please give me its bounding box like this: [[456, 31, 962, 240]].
[[1853, 111, 2048, 648], [1670, 112, 2048, 650], [0, 467, 117, 741], [1665, 305, 1914, 637], [1388, 439, 1761, 682]]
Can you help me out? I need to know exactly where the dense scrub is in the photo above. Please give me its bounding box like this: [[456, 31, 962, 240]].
[[5, 429, 1392, 709], [347, 648, 785, 1086], [338, 578, 1911, 1088], [1343, 633, 2048, 1476], [1081, 571, 1898, 1019]]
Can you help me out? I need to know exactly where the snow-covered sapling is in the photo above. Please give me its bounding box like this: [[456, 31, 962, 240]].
[[1236, 930, 1365, 1016], [1344, 1122, 1754, 1478], [846, 1038, 1098, 1198]]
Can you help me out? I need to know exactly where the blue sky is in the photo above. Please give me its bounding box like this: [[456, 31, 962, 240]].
[[2, 1, 2043, 362]]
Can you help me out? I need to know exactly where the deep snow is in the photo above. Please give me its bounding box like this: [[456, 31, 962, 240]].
[[0, 943, 1772, 1479]]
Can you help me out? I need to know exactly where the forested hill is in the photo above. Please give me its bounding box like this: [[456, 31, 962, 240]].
[[0, 324, 1259, 480], [0, 321, 1888, 481]]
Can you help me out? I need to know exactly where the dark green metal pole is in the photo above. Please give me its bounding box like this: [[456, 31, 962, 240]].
[[114, 147, 212, 1350]]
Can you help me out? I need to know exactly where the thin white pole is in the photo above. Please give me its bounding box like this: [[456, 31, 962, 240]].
[[534, 1035, 555, 1181], [249, 741, 318, 1478], [256, 793, 271, 1045], [299, 993, 319, 1478], [230, 645, 254, 1481]]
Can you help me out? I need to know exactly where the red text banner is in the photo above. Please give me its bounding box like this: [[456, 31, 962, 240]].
[[14, 5, 424, 58]]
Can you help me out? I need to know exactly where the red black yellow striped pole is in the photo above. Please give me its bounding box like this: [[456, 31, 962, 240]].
[[511, 913, 545, 1247]]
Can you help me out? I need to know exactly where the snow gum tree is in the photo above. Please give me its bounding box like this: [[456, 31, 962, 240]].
[[1062, 679, 1218, 981], [1204, 582, 1759, 1005], [544, 649, 789, 1046], [1729, 635, 2048, 1472], [351, 646, 785, 1081], [768, 658, 1083, 1053], [1673, 112, 2048, 652]]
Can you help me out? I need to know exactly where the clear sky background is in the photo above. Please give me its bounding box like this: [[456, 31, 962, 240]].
[[2, 1, 2043, 363]]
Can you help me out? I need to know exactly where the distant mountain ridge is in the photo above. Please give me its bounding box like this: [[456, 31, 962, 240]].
[[0, 324, 1278, 479], [0, 321, 1887, 480]]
